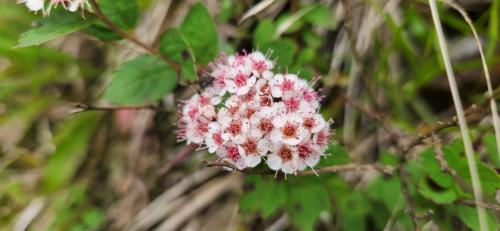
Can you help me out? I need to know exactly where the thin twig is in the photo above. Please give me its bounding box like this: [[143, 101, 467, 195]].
[[202, 160, 395, 176], [70, 103, 171, 114], [88, 0, 182, 73], [456, 199, 500, 213], [432, 136, 471, 192]]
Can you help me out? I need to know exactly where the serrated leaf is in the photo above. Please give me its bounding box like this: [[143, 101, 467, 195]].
[[260, 39, 297, 71], [15, 10, 91, 48], [285, 184, 331, 231], [86, 0, 139, 40], [159, 28, 197, 81], [418, 178, 457, 204], [180, 3, 218, 65], [483, 133, 500, 167], [456, 205, 499, 231], [253, 19, 276, 46], [104, 55, 178, 104], [239, 175, 286, 218]]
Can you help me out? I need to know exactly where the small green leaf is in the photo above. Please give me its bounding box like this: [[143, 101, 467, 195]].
[[239, 175, 286, 218], [15, 10, 91, 48], [483, 133, 500, 167], [104, 55, 178, 104], [86, 0, 139, 40], [418, 178, 457, 204], [253, 19, 276, 46], [285, 184, 331, 231], [303, 5, 336, 28], [180, 3, 218, 65], [260, 39, 297, 71], [317, 144, 349, 167], [159, 28, 197, 81], [456, 205, 499, 231]]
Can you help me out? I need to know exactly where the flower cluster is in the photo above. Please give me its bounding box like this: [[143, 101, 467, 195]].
[[177, 51, 332, 175], [18, 0, 91, 16]]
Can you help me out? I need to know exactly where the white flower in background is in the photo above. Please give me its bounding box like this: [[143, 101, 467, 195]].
[[178, 51, 332, 175], [18, 0, 92, 16], [18, 0, 44, 12]]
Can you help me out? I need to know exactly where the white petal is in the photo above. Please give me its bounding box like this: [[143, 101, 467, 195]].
[[270, 129, 283, 144], [306, 155, 320, 167], [267, 154, 283, 170], [282, 162, 295, 174], [245, 155, 261, 167]]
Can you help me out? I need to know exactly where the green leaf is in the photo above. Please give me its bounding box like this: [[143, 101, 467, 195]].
[[104, 55, 178, 104], [159, 28, 197, 81], [260, 39, 297, 71], [483, 133, 500, 167], [97, 0, 139, 30], [253, 19, 276, 46], [180, 2, 218, 65], [239, 176, 286, 218], [419, 148, 453, 188], [86, 0, 139, 40], [15, 10, 91, 48], [317, 144, 350, 167], [285, 184, 331, 231], [456, 205, 499, 231], [418, 178, 457, 204], [42, 113, 100, 192], [303, 5, 336, 28]]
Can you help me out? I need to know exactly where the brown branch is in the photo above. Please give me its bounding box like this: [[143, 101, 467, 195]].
[[202, 160, 395, 176], [456, 199, 500, 213], [88, 0, 182, 73], [70, 102, 171, 114]]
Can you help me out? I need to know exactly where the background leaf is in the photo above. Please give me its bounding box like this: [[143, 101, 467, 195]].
[[104, 55, 178, 104]]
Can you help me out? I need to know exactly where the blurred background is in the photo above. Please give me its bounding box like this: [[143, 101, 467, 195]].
[[0, 0, 499, 230]]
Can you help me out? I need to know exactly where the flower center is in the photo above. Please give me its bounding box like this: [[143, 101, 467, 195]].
[[281, 79, 294, 92], [227, 146, 240, 161], [234, 73, 248, 87], [258, 119, 273, 133], [229, 106, 239, 115], [298, 144, 311, 158], [284, 97, 300, 112], [198, 96, 210, 105], [229, 121, 242, 135], [316, 131, 328, 145], [260, 84, 270, 94], [197, 122, 208, 134], [213, 133, 224, 145], [245, 108, 256, 118], [282, 123, 297, 138], [243, 138, 257, 155], [303, 117, 315, 130], [253, 60, 266, 73], [279, 146, 293, 161], [260, 96, 272, 107], [188, 108, 198, 118]]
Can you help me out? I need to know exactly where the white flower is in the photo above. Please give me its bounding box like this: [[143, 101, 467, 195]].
[[238, 135, 269, 167], [226, 69, 256, 96], [19, 0, 44, 12], [205, 123, 229, 153], [217, 145, 247, 170], [267, 144, 300, 174], [270, 113, 309, 145]]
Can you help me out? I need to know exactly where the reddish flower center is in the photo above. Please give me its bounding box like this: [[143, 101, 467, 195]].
[[227, 146, 240, 161], [188, 108, 198, 118], [213, 133, 224, 145], [243, 138, 257, 155], [260, 84, 270, 94], [316, 131, 328, 145], [197, 122, 208, 134], [242, 89, 255, 102], [258, 119, 273, 133], [198, 96, 210, 105], [281, 79, 295, 92], [303, 117, 315, 130], [298, 144, 311, 158], [229, 121, 242, 135], [279, 146, 293, 161], [234, 73, 248, 87], [253, 60, 267, 73], [260, 96, 272, 107], [282, 123, 297, 138], [229, 106, 239, 115], [284, 97, 300, 112], [245, 108, 256, 118]]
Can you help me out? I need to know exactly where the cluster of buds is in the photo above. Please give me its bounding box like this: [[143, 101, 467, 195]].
[[17, 0, 91, 16], [177, 51, 332, 175]]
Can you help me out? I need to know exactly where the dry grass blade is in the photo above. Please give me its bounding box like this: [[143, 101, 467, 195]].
[[428, 0, 488, 230], [443, 0, 500, 165], [238, 0, 276, 24]]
